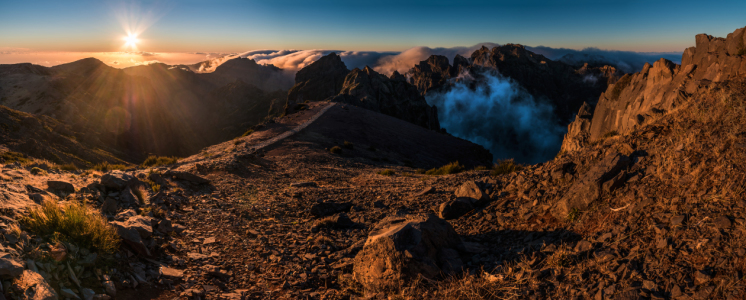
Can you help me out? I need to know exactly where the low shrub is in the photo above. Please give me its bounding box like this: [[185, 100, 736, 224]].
[[30, 167, 47, 176], [330, 146, 342, 154], [92, 162, 127, 172], [343, 141, 354, 149], [141, 155, 178, 167], [425, 162, 465, 176], [1, 151, 30, 164], [377, 169, 395, 176], [491, 159, 523, 176], [22, 200, 120, 254]]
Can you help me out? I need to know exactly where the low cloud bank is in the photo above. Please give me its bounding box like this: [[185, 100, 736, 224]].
[[426, 71, 566, 164]]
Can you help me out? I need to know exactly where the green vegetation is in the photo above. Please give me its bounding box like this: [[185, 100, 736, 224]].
[[1, 151, 30, 164], [141, 155, 178, 167], [92, 161, 127, 172], [22, 200, 120, 254], [425, 161, 465, 176], [329, 146, 342, 154], [491, 159, 524, 176], [566, 208, 581, 222], [610, 74, 632, 100], [377, 169, 395, 176], [30, 167, 47, 176], [241, 129, 255, 137]]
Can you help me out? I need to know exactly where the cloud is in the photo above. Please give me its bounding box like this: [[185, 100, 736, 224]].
[[130, 59, 161, 66], [527, 46, 682, 73], [372, 44, 499, 75], [426, 70, 566, 164]]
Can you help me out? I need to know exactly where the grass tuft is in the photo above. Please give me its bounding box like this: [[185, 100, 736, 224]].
[[22, 200, 120, 254], [343, 141, 354, 149], [0, 151, 30, 164], [425, 161, 464, 176], [30, 167, 47, 176], [141, 155, 179, 168], [329, 146, 342, 154], [377, 169, 395, 176], [92, 162, 127, 172], [241, 129, 255, 137], [491, 159, 524, 176]]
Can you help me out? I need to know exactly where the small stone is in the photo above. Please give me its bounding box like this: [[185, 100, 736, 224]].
[[713, 216, 732, 229], [101, 198, 118, 215], [103, 275, 116, 296], [574, 240, 593, 253], [159, 266, 184, 279], [642, 280, 656, 290], [694, 271, 711, 285], [81, 288, 96, 300], [61, 288, 81, 299], [670, 215, 686, 227]]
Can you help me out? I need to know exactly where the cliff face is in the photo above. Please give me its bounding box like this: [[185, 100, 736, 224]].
[[286, 53, 440, 130], [408, 45, 619, 124], [561, 26, 746, 153]]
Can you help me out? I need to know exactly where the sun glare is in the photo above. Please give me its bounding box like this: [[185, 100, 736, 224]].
[[124, 34, 140, 47]]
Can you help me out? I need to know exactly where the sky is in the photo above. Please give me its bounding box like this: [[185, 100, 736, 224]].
[[1, 0, 744, 67]]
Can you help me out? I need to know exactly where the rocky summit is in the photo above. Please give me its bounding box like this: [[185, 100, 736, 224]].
[[0, 21, 745, 300]]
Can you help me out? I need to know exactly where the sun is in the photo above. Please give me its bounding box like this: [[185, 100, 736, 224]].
[[123, 34, 139, 47]]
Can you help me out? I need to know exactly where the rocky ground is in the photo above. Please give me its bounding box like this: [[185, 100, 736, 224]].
[[1, 79, 744, 300]]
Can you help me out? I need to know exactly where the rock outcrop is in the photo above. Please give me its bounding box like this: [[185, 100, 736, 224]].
[[286, 53, 441, 130], [286, 53, 350, 113], [329, 66, 440, 129], [551, 152, 631, 219], [352, 214, 465, 291], [562, 26, 746, 152]]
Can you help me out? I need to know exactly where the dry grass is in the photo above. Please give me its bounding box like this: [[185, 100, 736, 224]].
[[377, 169, 395, 176], [141, 155, 179, 167], [22, 200, 120, 254], [30, 167, 47, 176], [426, 162, 465, 176], [132, 185, 148, 205], [241, 129, 255, 137], [330, 146, 343, 154], [0, 151, 30, 164], [92, 161, 127, 172], [490, 159, 523, 176]]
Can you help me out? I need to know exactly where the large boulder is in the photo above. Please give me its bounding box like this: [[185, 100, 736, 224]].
[[454, 180, 489, 205], [353, 214, 465, 291], [99, 171, 135, 190], [12, 270, 58, 300], [46, 181, 75, 193], [286, 52, 350, 113], [110, 216, 152, 256], [551, 153, 631, 219]]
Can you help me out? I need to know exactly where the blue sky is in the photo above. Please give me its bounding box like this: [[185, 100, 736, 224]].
[[1, 0, 744, 53]]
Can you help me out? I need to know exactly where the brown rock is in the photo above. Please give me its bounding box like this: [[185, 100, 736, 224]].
[[12, 270, 58, 300], [454, 181, 489, 205], [552, 153, 630, 219], [46, 181, 75, 193], [352, 213, 465, 291]]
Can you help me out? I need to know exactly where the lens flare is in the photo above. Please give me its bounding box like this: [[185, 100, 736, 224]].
[[123, 34, 139, 48]]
